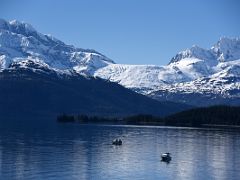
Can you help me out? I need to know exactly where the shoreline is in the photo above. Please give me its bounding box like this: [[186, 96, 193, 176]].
[[58, 121, 240, 129], [201, 124, 240, 128]]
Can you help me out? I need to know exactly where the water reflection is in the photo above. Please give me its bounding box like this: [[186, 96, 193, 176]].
[[0, 124, 239, 180]]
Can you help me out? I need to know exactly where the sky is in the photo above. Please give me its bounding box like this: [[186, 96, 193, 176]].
[[0, 0, 239, 65]]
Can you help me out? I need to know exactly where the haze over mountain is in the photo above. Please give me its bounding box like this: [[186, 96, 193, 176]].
[[0, 19, 239, 107]]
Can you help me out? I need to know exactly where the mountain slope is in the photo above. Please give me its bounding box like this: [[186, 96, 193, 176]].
[[0, 19, 114, 75], [0, 19, 239, 106], [0, 63, 190, 120], [94, 38, 240, 106]]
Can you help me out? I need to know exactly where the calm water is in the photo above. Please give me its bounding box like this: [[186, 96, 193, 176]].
[[0, 122, 239, 180]]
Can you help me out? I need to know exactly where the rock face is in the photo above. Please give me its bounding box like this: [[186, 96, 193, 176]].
[[0, 19, 240, 106]]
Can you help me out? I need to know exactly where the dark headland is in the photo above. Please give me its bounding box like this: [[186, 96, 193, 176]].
[[57, 105, 240, 128]]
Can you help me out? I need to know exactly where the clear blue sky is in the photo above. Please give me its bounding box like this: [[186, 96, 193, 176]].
[[0, 0, 239, 65]]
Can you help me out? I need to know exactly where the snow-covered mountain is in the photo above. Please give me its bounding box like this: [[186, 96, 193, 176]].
[[0, 19, 240, 106], [94, 37, 240, 105], [0, 19, 114, 75]]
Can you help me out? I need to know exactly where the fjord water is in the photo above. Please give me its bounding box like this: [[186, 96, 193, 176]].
[[0, 122, 239, 180]]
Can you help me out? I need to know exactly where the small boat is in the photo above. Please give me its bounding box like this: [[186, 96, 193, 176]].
[[112, 139, 122, 145], [161, 153, 172, 162]]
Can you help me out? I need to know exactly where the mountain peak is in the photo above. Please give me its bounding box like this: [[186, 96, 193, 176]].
[[169, 37, 240, 65], [0, 19, 114, 73], [9, 19, 25, 26], [0, 19, 37, 36], [169, 44, 215, 65], [219, 36, 239, 42], [211, 37, 240, 62], [213, 37, 240, 49], [9, 19, 36, 33]]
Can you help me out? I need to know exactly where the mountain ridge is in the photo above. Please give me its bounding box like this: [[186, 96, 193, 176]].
[[0, 19, 240, 106], [0, 65, 190, 120], [0, 19, 114, 75]]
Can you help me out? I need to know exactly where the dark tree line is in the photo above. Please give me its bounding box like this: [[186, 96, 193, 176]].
[[57, 114, 119, 124], [57, 105, 240, 127], [57, 114, 75, 123], [164, 105, 240, 126]]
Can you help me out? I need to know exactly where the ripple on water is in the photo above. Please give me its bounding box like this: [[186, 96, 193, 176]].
[[0, 124, 239, 180]]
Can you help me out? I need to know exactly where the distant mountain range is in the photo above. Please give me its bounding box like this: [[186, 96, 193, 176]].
[[0, 19, 239, 110], [0, 19, 190, 119], [94, 38, 240, 106]]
